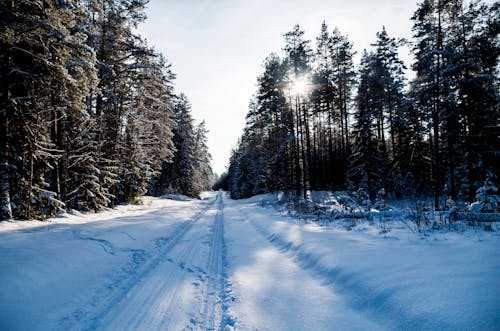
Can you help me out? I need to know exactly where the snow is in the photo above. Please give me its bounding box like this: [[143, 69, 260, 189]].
[[223, 196, 383, 330], [0, 195, 213, 330], [1, 191, 499, 330], [237, 193, 500, 330]]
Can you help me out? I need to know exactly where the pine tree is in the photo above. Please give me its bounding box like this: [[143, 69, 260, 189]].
[[139, 53, 177, 196], [0, 0, 86, 219], [283, 24, 313, 198], [371, 27, 407, 195], [411, 0, 445, 209], [0, 0, 182, 219], [225, 9, 498, 207], [453, 1, 499, 201], [47, 1, 106, 212], [329, 27, 356, 183], [411, 0, 499, 206], [116, 43, 176, 203], [348, 51, 389, 199], [193, 121, 214, 193], [65, 116, 113, 211], [159, 94, 199, 197], [89, 0, 150, 205], [372, 27, 406, 156], [475, 170, 500, 212], [254, 54, 291, 192], [311, 22, 336, 189]]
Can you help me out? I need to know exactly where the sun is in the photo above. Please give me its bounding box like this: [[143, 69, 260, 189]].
[[292, 78, 308, 95]]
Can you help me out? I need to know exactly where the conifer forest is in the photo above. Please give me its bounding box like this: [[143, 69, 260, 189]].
[[220, 1, 499, 213], [0, 0, 213, 220], [1, 1, 500, 330], [1, 0, 499, 221]]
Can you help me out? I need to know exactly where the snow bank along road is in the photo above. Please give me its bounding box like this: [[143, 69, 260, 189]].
[[1, 192, 499, 330]]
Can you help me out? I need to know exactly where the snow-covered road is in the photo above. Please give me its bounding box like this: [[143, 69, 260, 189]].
[[96, 191, 227, 331], [222, 195, 383, 331], [1, 192, 499, 330]]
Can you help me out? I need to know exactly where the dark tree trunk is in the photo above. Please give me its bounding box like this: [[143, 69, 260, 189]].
[[0, 38, 13, 220]]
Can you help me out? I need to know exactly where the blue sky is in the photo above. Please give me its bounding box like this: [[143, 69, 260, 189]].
[[137, 0, 420, 175]]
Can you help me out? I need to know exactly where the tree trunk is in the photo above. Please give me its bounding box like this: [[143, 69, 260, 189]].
[[301, 99, 311, 199], [0, 38, 13, 220], [433, 1, 443, 210]]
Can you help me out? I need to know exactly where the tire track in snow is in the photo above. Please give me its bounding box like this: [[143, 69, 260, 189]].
[[58, 197, 216, 331], [198, 191, 234, 330], [245, 210, 429, 331], [113, 228, 205, 331], [98, 191, 229, 331]]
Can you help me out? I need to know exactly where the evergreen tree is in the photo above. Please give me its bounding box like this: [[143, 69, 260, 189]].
[[0, 0, 87, 218], [371, 27, 407, 195], [226, 9, 497, 207], [411, 0, 499, 207], [159, 94, 201, 197], [283, 24, 313, 198], [475, 170, 500, 212], [348, 51, 388, 199], [411, 0, 446, 209], [329, 27, 356, 182], [0, 0, 194, 220], [193, 121, 214, 193]]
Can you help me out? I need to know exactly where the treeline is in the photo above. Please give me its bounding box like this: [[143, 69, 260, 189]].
[[222, 0, 499, 210], [0, 0, 212, 220]]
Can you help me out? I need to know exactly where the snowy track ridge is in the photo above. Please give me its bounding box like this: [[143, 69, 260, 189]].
[[246, 217, 435, 330], [59, 197, 217, 331], [198, 192, 233, 330]]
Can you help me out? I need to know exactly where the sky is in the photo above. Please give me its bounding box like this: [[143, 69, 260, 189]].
[[137, 0, 420, 175]]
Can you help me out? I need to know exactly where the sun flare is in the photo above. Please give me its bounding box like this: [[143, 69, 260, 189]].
[[292, 78, 307, 95]]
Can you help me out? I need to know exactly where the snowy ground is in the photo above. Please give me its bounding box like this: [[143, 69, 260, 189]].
[[1, 191, 499, 330]]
